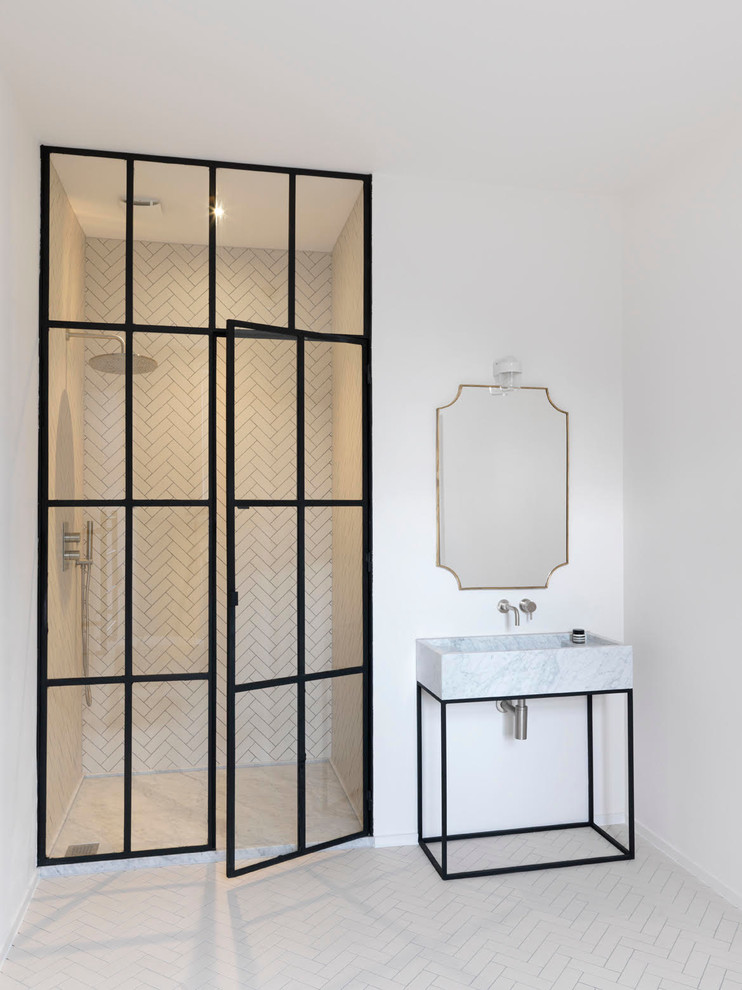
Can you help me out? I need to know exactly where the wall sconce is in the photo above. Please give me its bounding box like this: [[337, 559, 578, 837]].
[[490, 355, 522, 396]]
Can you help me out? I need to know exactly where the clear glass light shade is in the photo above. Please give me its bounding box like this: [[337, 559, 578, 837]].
[[491, 355, 522, 395]]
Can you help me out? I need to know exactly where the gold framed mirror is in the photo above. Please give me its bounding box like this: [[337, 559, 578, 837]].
[[436, 385, 568, 590]]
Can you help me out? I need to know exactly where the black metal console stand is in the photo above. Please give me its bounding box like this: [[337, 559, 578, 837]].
[[416, 683, 635, 880]]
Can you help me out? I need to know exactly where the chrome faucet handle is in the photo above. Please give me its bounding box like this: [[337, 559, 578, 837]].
[[519, 598, 537, 621], [498, 599, 520, 626]]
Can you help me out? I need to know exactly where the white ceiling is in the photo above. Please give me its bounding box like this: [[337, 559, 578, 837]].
[[51, 154, 363, 250], [3, 0, 742, 194]]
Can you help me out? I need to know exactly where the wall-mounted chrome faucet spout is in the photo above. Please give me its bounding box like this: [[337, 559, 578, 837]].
[[496, 698, 528, 740], [497, 599, 520, 626]]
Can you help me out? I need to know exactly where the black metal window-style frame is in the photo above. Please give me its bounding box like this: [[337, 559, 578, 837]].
[[226, 320, 371, 876], [37, 146, 373, 869]]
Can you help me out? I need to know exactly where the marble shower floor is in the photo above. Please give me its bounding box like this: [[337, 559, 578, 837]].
[[49, 761, 361, 859]]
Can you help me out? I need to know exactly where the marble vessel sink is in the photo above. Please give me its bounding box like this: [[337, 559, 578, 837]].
[[416, 632, 632, 700]]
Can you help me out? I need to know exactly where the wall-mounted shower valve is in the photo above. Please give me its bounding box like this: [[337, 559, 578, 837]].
[[62, 523, 81, 570], [519, 598, 537, 621], [63, 522, 93, 570]]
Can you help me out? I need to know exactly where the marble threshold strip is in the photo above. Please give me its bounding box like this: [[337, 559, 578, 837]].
[[38, 836, 374, 878]]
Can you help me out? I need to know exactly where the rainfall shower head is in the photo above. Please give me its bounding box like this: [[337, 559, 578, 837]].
[[88, 352, 158, 375], [66, 330, 158, 375]]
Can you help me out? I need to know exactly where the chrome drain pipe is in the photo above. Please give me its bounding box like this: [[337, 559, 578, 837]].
[[496, 698, 528, 740]]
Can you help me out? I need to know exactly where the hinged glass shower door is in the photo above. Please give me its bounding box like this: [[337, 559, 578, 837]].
[[225, 322, 370, 876]]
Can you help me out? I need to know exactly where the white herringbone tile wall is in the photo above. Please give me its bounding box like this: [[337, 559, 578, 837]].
[[85, 237, 125, 323], [80, 241, 334, 775], [132, 506, 210, 677], [134, 241, 209, 327], [85, 238, 333, 333], [216, 245, 288, 328], [5, 841, 742, 989]]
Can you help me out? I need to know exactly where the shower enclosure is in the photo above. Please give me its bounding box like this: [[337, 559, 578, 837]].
[[38, 148, 371, 876]]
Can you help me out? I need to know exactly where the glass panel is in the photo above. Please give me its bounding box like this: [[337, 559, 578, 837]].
[[132, 332, 209, 500], [46, 684, 125, 858], [133, 161, 209, 327], [305, 507, 363, 674], [131, 680, 209, 850], [235, 506, 296, 684], [80, 332, 127, 499], [216, 169, 289, 328], [47, 507, 125, 680], [47, 326, 85, 501], [295, 175, 364, 335], [49, 153, 126, 323], [305, 340, 363, 500], [306, 674, 364, 846], [234, 332, 296, 500], [234, 684, 297, 870], [305, 507, 332, 673], [48, 327, 126, 501], [132, 507, 209, 675]]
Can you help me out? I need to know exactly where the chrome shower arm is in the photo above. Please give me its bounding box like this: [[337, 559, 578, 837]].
[[66, 330, 125, 352]]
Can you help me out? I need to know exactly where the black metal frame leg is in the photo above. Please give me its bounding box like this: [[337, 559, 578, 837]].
[[417, 684, 635, 880]]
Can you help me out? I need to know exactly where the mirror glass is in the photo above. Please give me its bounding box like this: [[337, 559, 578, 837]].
[[437, 386, 568, 589]]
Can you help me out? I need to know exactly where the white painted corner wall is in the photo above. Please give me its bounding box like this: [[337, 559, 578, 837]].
[[0, 73, 39, 959], [371, 174, 625, 840], [623, 129, 742, 906]]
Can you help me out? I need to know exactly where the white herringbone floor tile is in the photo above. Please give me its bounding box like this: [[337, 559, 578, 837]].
[[3, 842, 742, 990]]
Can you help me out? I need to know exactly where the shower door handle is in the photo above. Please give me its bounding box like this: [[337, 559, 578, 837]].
[[231, 591, 239, 607]]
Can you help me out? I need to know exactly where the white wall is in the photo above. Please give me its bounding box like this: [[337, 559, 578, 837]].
[[623, 130, 742, 904], [372, 175, 625, 841], [0, 75, 39, 955]]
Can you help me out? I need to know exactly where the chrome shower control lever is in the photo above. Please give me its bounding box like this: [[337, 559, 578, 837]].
[[519, 599, 537, 621], [498, 599, 520, 626]]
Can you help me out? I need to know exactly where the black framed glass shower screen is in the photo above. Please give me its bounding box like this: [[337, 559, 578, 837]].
[[226, 323, 371, 877], [40, 325, 217, 864], [38, 146, 372, 870]]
